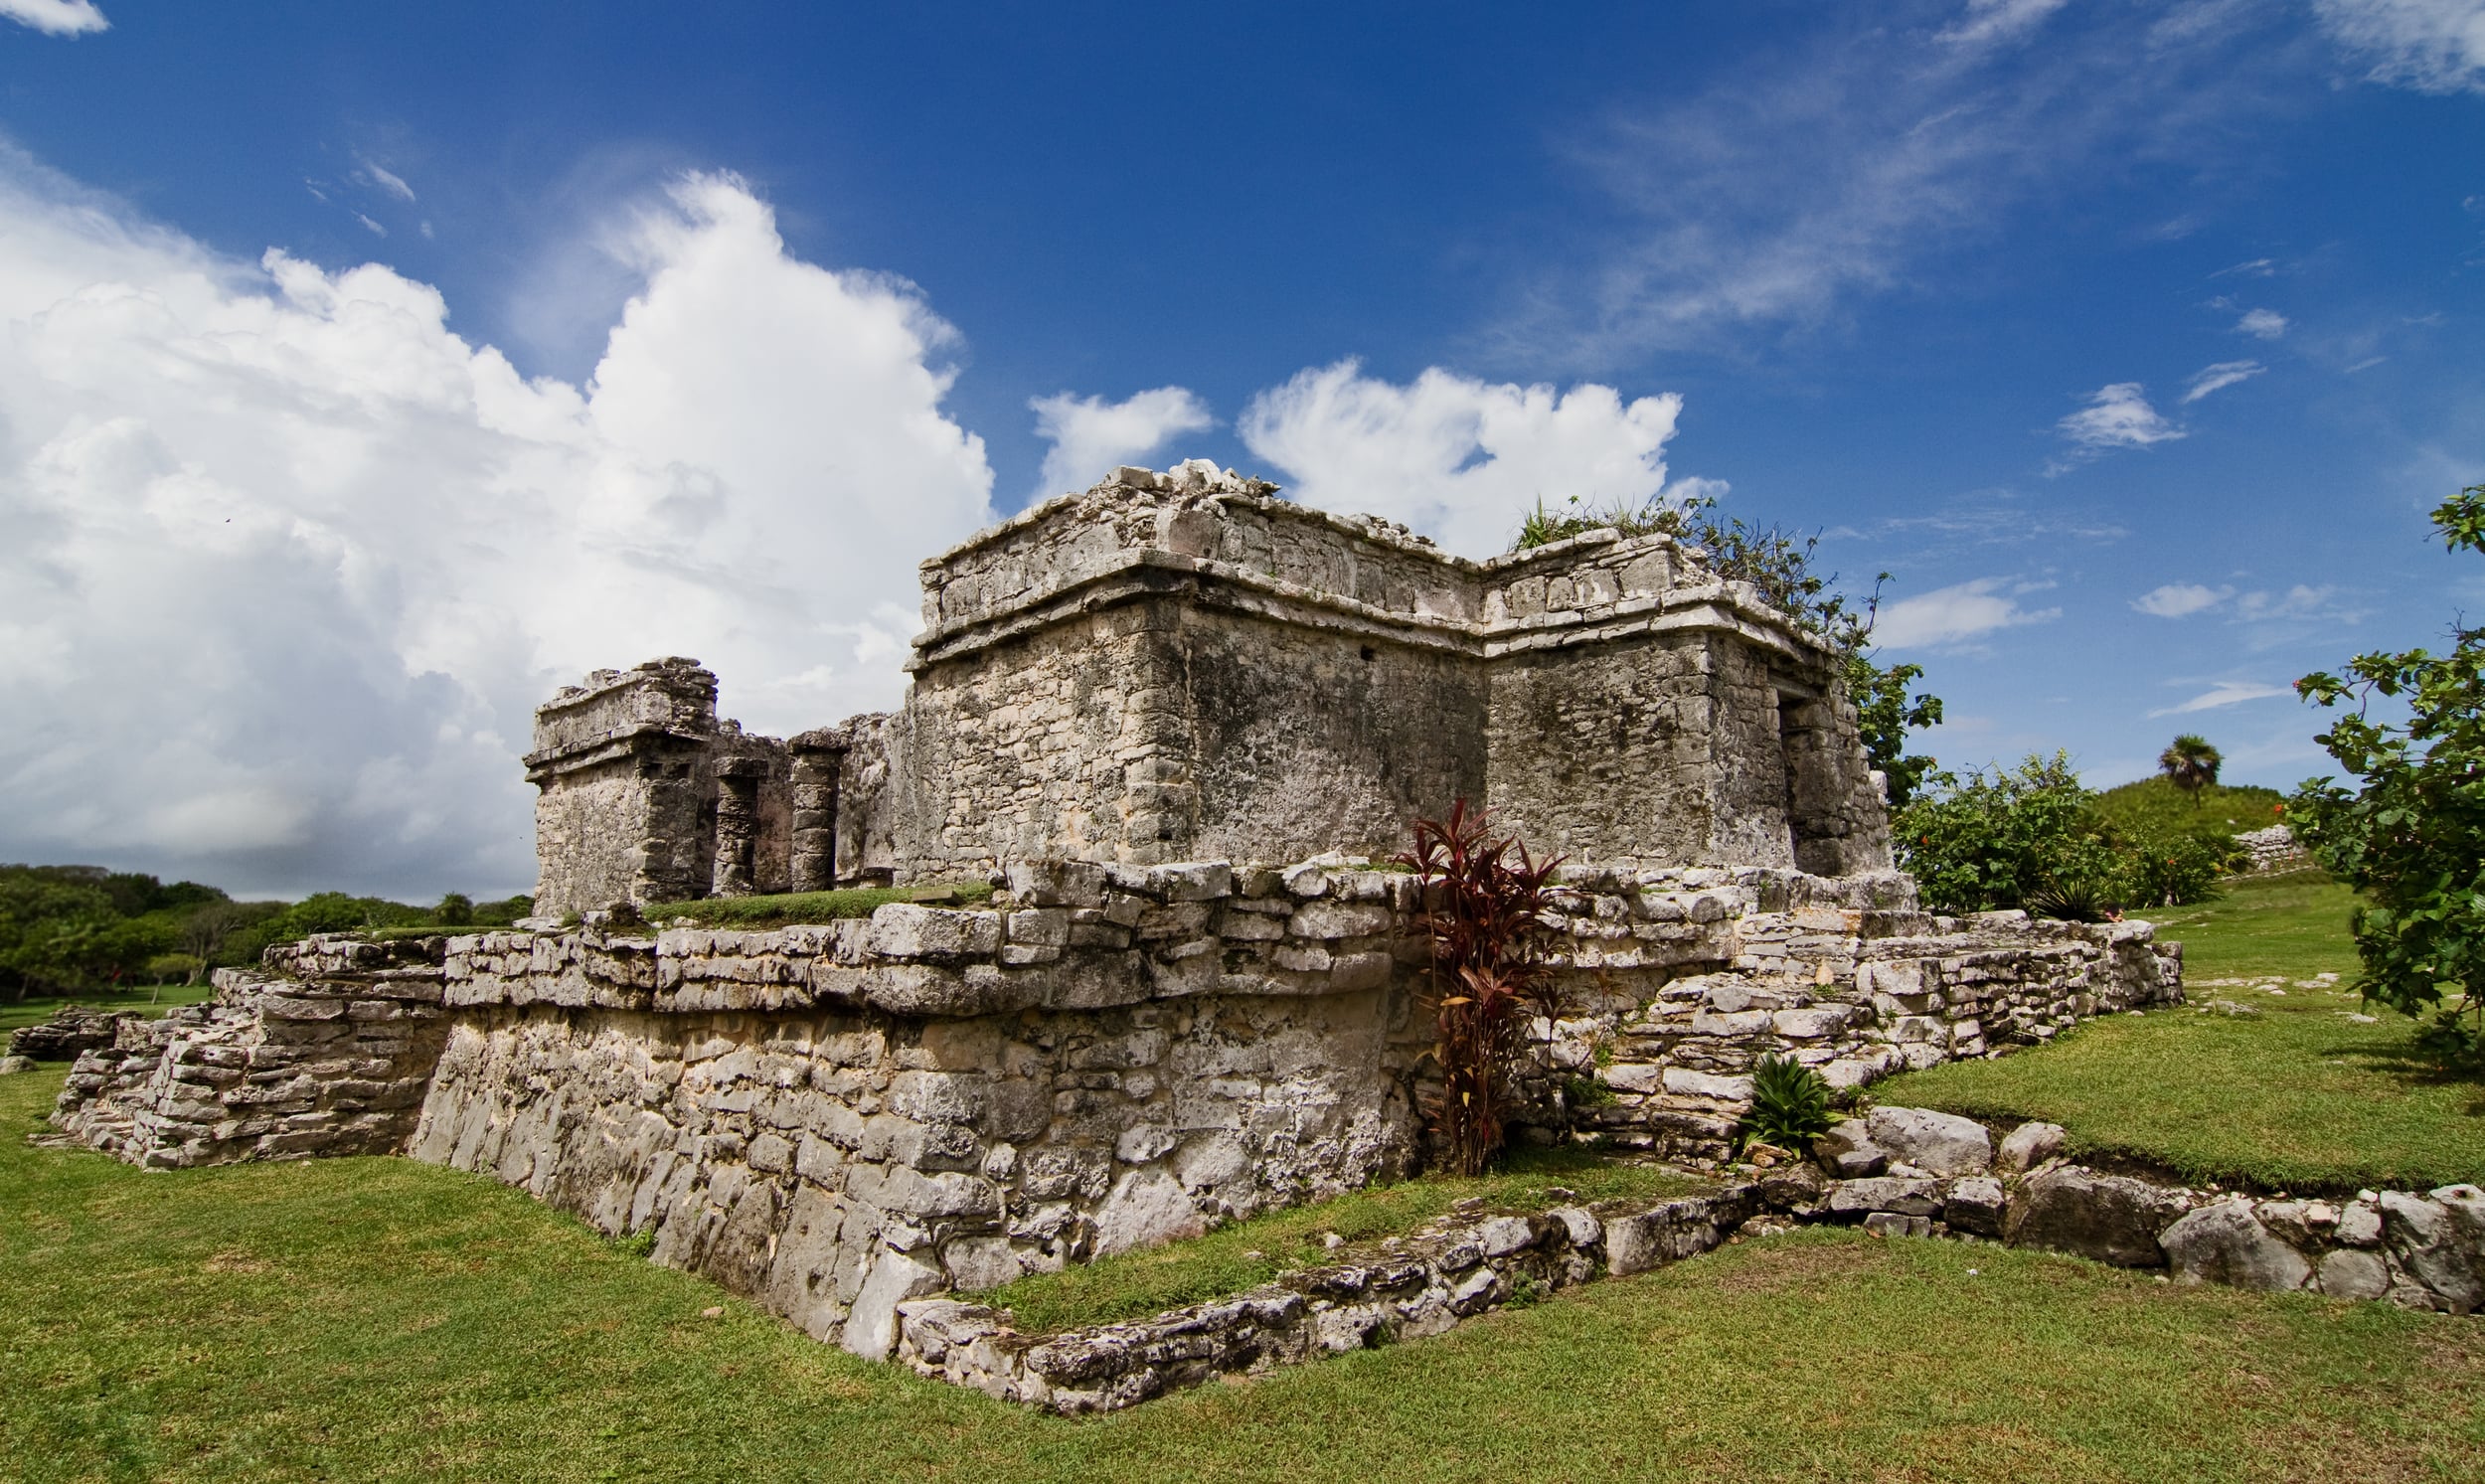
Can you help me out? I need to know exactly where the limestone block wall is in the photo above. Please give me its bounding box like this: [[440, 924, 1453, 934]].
[[52, 941, 452, 1168], [1479, 530, 1891, 876], [897, 595, 1489, 880], [49, 854, 2179, 1357]]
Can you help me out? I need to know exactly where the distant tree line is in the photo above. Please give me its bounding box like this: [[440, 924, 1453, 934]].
[[0, 864, 532, 1001]]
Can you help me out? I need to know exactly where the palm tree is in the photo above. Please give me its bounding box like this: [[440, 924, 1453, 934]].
[[2159, 734, 2223, 808]]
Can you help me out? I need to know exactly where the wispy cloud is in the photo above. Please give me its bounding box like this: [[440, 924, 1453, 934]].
[[353, 213, 387, 238], [2236, 583, 2365, 623], [2182, 359, 2266, 403], [0, 0, 106, 36], [2213, 256, 2278, 278], [2056, 383, 2184, 463], [2149, 680, 2293, 716], [354, 158, 416, 204], [1497, 0, 2298, 366], [1936, 0, 2071, 48], [2237, 306, 2290, 339], [1871, 576, 2060, 650], [2314, 0, 2485, 93], [2133, 582, 2236, 617]]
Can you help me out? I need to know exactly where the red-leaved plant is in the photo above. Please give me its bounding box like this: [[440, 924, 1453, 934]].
[[1399, 800, 1566, 1177]]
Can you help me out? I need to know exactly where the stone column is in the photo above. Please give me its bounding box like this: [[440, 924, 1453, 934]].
[[788, 732, 848, 893], [712, 758, 765, 898]]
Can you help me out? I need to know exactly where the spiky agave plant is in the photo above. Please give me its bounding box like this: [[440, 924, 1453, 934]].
[[1740, 1053, 1836, 1153], [1400, 800, 1565, 1177]]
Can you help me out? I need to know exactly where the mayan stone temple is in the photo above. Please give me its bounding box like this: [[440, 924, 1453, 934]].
[[52, 461, 2181, 1387]]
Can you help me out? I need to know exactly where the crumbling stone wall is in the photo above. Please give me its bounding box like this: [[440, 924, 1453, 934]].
[[53, 852, 2178, 1356], [52, 940, 451, 1168]]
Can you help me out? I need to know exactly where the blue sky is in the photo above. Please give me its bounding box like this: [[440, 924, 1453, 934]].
[[2, 0, 2482, 897]]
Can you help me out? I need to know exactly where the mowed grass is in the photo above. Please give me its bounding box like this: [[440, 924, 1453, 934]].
[[643, 881, 994, 928], [2, 985, 214, 1044], [1884, 871, 2485, 1192], [6, 1066, 2483, 1484], [987, 1149, 1711, 1333]]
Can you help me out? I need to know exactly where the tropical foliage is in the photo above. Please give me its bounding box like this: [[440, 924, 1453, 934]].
[[1400, 801, 1565, 1177], [0, 863, 531, 999], [2158, 734, 2224, 806], [1740, 1054, 1837, 1152], [1894, 753, 2237, 915], [2289, 482, 2485, 1070]]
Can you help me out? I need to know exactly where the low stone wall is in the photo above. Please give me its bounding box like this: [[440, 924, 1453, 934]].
[[9, 1004, 141, 1061], [896, 1182, 1771, 1413], [51, 941, 450, 1169], [47, 855, 2180, 1354], [896, 1105, 2483, 1415], [1807, 1104, 2484, 1313]]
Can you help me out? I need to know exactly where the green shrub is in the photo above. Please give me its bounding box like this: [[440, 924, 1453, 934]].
[[1898, 754, 2239, 916], [1740, 1054, 1835, 1152], [2292, 482, 2485, 1070]]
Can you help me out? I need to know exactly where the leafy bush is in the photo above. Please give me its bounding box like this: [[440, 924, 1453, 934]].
[[1401, 800, 1565, 1177], [1740, 1055, 1835, 1152], [2113, 824, 2235, 909], [1896, 754, 2238, 916], [2291, 482, 2485, 1071], [1894, 753, 2124, 914]]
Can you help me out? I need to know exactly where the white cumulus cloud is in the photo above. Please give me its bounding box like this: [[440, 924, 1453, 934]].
[[2315, 0, 2485, 92], [2057, 383, 2185, 455], [0, 0, 106, 36], [2148, 680, 2293, 717], [2237, 307, 2289, 339], [1869, 577, 2060, 650], [2132, 582, 2236, 617], [1029, 386, 1214, 499], [1238, 360, 1689, 559], [2182, 360, 2264, 404], [0, 152, 993, 898]]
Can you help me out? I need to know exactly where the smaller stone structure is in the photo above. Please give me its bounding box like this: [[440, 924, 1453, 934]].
[[8, 1004, 141, 1062], [53, 944, 451, 1168], [2234, 823, 2312, 874]]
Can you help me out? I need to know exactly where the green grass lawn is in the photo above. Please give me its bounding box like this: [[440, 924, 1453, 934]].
[[2, 985, 214, 1045], [987, 1149, 1711, 1333], [1882, 870, 2485, 1191], [5, 1069, 2479, 1484], [642, 881, 995, 928]]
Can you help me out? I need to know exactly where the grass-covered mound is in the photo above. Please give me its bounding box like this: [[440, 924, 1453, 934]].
[[986, 1148, 1711, 1334], [643, 882, 994, 929], [2091, 775, 2288, 845], [1882, 871, 2485, 1192], [6, 1059, 2479, 1482]]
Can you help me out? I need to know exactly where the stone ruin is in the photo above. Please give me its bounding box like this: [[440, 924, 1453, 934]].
[[527, 459, 1893, 913], [51, 461, 2186, 1363]]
